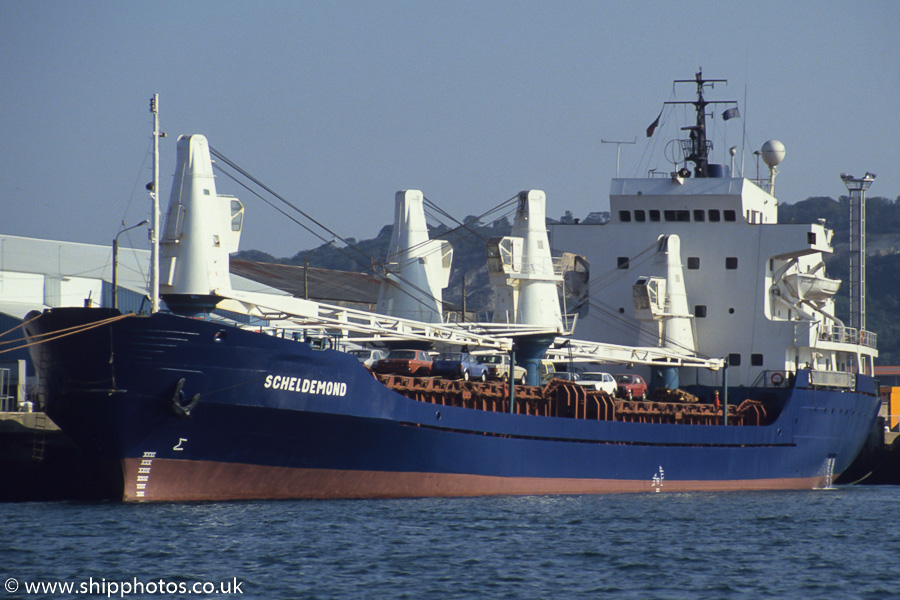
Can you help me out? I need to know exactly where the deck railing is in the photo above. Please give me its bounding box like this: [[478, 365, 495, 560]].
[[820, 325, 877, 349], [809, 370, 856, 390]]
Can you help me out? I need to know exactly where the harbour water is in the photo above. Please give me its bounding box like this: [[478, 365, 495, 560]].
[[3, 486, 898, 599]]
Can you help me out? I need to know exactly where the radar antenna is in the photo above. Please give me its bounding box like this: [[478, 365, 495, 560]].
[[761, 140, 786, 195], [664, 139, 682, 170], [664, 69, 735, 178]]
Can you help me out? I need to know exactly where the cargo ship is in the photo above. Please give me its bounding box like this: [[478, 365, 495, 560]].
[[24, 73, 880, 501]]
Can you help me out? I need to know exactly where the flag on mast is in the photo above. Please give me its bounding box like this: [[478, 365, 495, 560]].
[[646, 109, 663, 137]]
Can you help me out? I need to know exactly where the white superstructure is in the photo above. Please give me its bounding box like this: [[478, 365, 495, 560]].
[[550, 72, 876, 387]]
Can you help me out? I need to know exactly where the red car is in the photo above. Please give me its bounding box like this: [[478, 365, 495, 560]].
[[613, 374, 648, 400], [373, 349, 433, 377]]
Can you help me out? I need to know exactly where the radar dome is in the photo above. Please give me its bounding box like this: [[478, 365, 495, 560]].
[[761, 140, 785, 167]]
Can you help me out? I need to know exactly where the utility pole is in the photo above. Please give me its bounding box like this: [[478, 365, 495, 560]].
[[461, 273, 467, 323]]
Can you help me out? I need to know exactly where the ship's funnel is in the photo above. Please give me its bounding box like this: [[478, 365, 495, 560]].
[[159, 134, 244, 313], [376, 190, 452, 323]]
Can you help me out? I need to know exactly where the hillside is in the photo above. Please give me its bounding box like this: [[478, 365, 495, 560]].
[[778, 196, 900, 364], [237, 195, 900, 364]]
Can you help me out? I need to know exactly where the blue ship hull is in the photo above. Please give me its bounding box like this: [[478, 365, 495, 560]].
[[26, 308, 881, 501]]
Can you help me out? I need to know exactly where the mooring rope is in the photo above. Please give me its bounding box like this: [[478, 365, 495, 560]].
[[0, 311, 43, 340], [0, 313, 136, 355]]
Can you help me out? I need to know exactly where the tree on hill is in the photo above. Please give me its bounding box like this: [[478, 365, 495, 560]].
[[233, 215, 513, 315], [779, 195, 900, 233], [778, 196, 847, 229]]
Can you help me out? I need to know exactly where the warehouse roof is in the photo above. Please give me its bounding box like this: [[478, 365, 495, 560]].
[[230, 259, 380, 307]]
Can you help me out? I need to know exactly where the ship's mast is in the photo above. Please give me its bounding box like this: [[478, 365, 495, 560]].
[[150, 94, 161, 313], [666, 70, 729, 178]]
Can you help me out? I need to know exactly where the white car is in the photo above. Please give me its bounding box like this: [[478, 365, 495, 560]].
[[348, 348, 387, 368], [478, 354, 527, 383], [576, 372, 618, 395]]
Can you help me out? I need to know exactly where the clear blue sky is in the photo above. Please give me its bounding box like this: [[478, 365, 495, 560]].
[[2, 1, 897, 259]]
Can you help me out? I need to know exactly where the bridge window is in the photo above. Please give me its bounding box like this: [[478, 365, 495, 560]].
[[619, 210, 632, 222], [664, 210, 690, 222], [649, 210, 661, 222], [709, 209, 721, 222], [724, 210, 737, 222], [634, 210, 646, 222], [693, 210, 705, 222]]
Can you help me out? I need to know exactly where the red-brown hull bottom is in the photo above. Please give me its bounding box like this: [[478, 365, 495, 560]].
[[122, 458, 825, 502]]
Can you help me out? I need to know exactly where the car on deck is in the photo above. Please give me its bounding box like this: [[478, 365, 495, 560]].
[[431, 352, 489, 381], [372, 349, 433, 377], [539, 360, 557, 385], [553, 371, 584, 385], [577, 372, 618, 395], [348, 348, 387, 368], [479, 354, 526, 383], [613, 373, 649, 400]]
